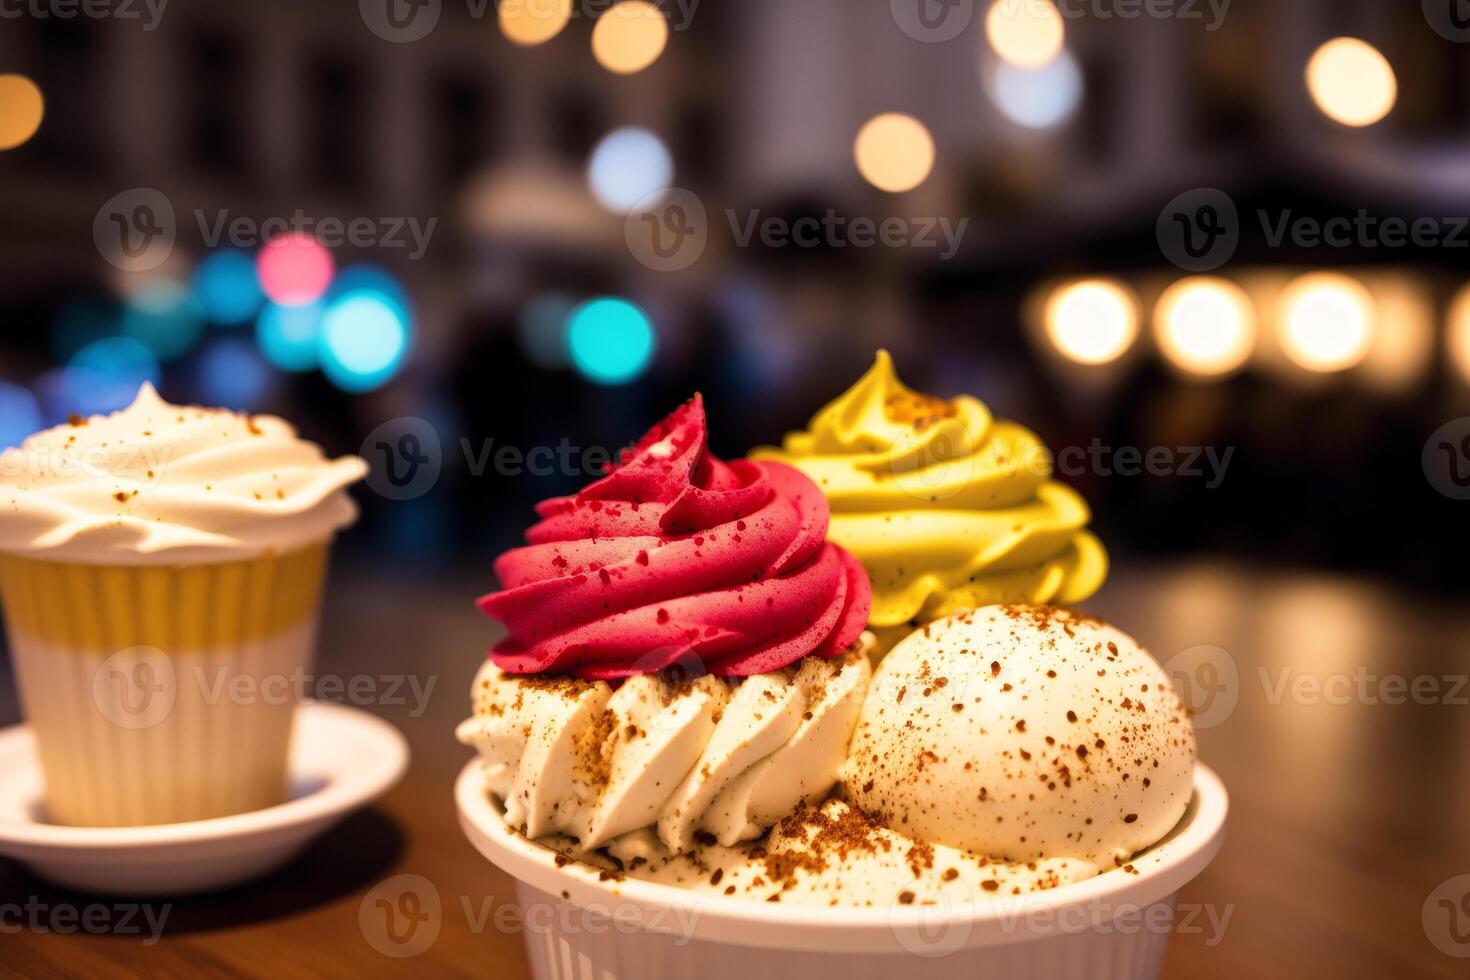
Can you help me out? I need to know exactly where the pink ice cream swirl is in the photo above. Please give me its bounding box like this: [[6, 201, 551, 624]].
[[479, 396, 871, 679]]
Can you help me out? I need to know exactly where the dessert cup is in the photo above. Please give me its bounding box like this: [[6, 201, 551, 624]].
[[0, 384, 366, 826], [456, 760, 1227, 980], [0, 545, 331, 826]]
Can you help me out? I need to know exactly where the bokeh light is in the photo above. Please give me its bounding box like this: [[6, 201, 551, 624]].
[[121, 280, 204, 362], [499, 0, 572, 46], [256, 302, 324, 373], [587, 127, 673, 212], [51, 337, 161, 418], [853, 113, 935, 193], [566, 297, 655, 385], [987, 48, 1083, 129], [591, 0, 669, 74], [1446, 285, 1470, 384], [1306, 38, 1396, 128], [985, 0, 1065, 69], [193, 249, 265, 324], [0, 383, 42, 449], [198, 337, 275, 411], [1044, 278, 1140, 365], [320, 291, 411, 392], [327, 265, 411, 319], [518, 292, 578, 369], [1276, 272, 1376, 372], [257, 233, 334, 307], [1153, 277, 1256, 377], [0, 74, 44, 151]]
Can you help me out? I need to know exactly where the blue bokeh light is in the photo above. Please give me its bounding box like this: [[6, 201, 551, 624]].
[[198, 337, 275, 411], [566, 297, 656, 385], [988, 49, 1084, 130], [326, 265, 410, 318], [193, 250, 266, 324], [0, 383, 42, 449], [121, 280, 205, 362], [256, 302, 324, 373], [320, 290, 411, 393], [518, 292, 578, 370], [587, 127, 672, 212], [42, 335, 159, 422]]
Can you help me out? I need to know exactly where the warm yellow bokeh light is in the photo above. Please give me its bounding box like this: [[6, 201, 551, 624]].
[[0, 74, 44, 151], [591, 1, 669, 74], [985, 0, 1065, 69], [853, 113, 935, 193], [1306, 38, 1397, 127], [1045, 278, 1140, 365], [1154, 277, 1256, 377], [1277, 272, 1376, 372], [1448, 286, 1470, 384], [498, 0, 572, 46]]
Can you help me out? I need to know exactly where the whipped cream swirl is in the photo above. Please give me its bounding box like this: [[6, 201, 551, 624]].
[[0, 384, 368, 565], [456, 633, 874, 854]]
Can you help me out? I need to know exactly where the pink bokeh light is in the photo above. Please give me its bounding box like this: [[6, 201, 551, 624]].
[[256, 233, 334, 307]]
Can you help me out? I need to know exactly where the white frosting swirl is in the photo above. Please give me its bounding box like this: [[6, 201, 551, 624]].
[[0, 384, 368, 565], [455, 635, 874, 854]]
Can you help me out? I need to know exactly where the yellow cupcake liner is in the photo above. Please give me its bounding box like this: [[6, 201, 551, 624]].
[[0, 545, 331, 827]]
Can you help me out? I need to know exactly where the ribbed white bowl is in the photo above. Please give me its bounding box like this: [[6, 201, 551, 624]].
[[456, 761, 1227, 980]]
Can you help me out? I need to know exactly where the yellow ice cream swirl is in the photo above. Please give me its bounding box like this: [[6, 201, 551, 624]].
[[753, 351, 1106, 650]]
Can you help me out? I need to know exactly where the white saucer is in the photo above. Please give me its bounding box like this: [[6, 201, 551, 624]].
[[0, 702, 409, 896]]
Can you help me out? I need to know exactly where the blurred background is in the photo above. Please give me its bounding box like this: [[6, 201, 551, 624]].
[[0, 0, 1467, 590]]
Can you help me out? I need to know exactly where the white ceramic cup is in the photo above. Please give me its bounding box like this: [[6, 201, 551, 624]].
[[456, 760, 1228, 980]]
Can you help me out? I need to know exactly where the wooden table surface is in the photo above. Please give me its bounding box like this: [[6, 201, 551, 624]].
[[2, 558, 1467, 979]]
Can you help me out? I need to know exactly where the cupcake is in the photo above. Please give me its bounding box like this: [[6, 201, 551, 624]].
[[0, 384, 367, 826], [754, 350, 1107, 652]]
